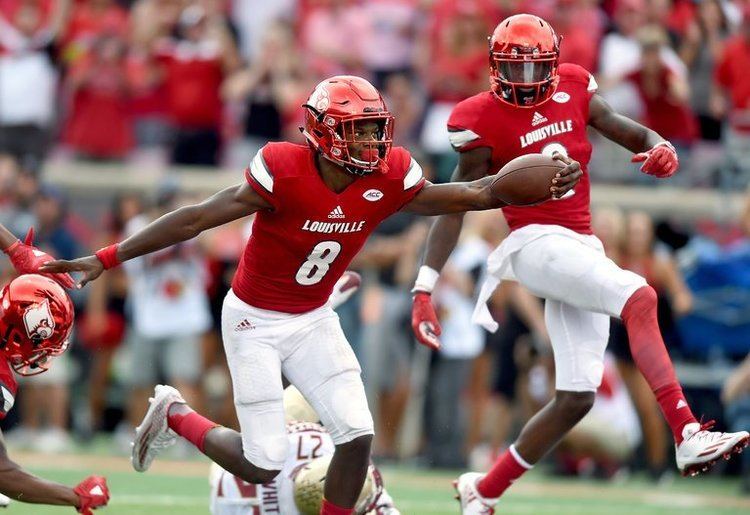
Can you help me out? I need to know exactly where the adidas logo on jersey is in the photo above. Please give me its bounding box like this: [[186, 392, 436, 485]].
[[676, 399, 688, 409], [532, 111, 548, 127], [328, 206, 345, 219], [234, 318, 256, 332]]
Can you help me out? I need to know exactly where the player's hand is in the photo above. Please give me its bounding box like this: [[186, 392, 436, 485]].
[[411, 292, 441, 350], [631, 141, 678, 178], [74, 475, 109, 514], [4, 228, 76, 289], [329, 270, 361, 309], [40, 255, 104, 288], [550, 151, 582, 199]]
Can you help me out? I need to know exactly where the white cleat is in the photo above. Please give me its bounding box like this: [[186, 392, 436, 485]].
[[131, 384, 185, 472], [675, 421, 750, 477], [453, 472, 498, 515], [0, 492, 10, 507], [373, 489, 400, 515]]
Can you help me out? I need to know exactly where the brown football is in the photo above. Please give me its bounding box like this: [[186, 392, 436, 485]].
[[490, 153, 565, 206]]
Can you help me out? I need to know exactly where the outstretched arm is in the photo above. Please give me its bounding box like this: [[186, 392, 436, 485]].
[[588, 93, 663, 152], [402, 175, 502, 216], [0, 433, 109, 512], [406, 147, 493, 274], [588, 93, 678, 177], [41, 182, 270, 287]]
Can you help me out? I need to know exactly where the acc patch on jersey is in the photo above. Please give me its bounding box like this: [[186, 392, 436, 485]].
[[552, 92, 570, 103], [362, 189, 383, 201]]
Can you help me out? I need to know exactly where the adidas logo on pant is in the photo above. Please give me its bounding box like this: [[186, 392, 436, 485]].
[[234, 319, 256, 331]]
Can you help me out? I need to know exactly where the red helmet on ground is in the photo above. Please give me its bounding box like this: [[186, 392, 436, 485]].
[[489, 14, 561, 107], [301, 75, 394, 176], [0, 274, 74, 376]]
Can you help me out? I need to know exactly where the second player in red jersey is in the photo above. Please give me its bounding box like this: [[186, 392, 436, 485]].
[[447, 62, 597, 234], [42, 75, 581, 515], [410, 14, 749, 514]]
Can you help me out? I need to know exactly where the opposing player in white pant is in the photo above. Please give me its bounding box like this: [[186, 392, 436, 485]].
[[411, 14, 749, 514], [209, 385, 399, 515]]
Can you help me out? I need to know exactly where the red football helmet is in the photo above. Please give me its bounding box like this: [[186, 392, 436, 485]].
[[300, 75, 394, 176], [489, 14, 561, 107], [0, 274, 74, 376]]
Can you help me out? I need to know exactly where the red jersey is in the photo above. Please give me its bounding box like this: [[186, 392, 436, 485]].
[[155, 39, 223, 129], [448, 63, 597, 235], [0, 359, 18, 421], [232, 142, 425, 313], [627, 68, 697, 144], [715, 36, 750, 133]]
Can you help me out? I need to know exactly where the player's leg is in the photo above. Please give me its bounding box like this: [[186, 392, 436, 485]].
[[457, 300, 607, 511], [512, 234, 749, 475], [282, 309, 374, 515], [132, 294, 288, 484]]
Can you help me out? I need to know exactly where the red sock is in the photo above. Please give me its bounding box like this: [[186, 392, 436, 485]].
[[621, 286, 697, 443], [477, 445, 532, 499], [167, 405, 219, 453], [320, 499, 354, 515]]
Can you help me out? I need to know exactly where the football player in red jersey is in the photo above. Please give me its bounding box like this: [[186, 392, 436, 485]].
[[410, 14, 749, 513], [0, 274, 109, 514], [40, 74, 582, 515]]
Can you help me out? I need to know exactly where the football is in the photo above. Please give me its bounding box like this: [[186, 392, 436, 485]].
[[490, 153, 566, 206]]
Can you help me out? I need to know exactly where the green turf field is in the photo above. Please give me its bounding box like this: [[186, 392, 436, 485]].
[[7, 451, 750, 514]]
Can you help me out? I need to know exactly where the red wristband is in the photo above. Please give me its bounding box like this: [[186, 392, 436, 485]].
[[95, 244, 121, 270], [2, 239, 20, 255]]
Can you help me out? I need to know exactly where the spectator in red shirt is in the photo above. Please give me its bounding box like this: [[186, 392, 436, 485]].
[[553, 0, 605, 71], [0, 0, 69, 172], [61, 0, 129, 64], [417, 0, 488, 181], [713, 7, 750, 182], [626, 26, 697, 153], [63, 33, 134, 160], [127, 0, 184, 155], [221, 19, 314, 167], [155, 4, 240, 166], [300, 0, 364, 78], [679, 0, 730, 141]]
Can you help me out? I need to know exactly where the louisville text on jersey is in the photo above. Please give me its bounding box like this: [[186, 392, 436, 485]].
[[301, 220, 366, 234], [520, 119, 573, 148]]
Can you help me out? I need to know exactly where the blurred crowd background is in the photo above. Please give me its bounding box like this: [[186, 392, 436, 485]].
[[1, 0, 750, 495]]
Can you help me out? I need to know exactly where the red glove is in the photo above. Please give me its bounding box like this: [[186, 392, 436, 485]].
[[631, 141, 678, 178], [4, 228, 76, 289], [74, 475, 109, 514], [411, 292, 441, 350]]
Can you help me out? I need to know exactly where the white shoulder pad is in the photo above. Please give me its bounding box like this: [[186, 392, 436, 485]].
[[1, 385, 14, 414], [587, 74, 598, 93], [403, 158, 423, 190], [249, 149, 274, 193], [448, 129, 481, 149]]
